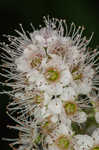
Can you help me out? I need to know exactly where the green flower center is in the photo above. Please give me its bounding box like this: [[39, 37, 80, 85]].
[[56, 135, 70, 150], [31, 56, 41, 68], [45, 67, 60, 82], [73, 73, 83, 80], [92, 146, 99, 150], [71, 66, 83, 80], [64, 101, 77, 115]]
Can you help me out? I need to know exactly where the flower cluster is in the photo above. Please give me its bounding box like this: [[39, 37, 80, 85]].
[[0, 17, 99, 150]]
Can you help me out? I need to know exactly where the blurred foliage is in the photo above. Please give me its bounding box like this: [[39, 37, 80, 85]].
[[0, 0, 99, 149]]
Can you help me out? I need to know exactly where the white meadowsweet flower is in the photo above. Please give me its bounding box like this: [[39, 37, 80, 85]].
[[45, 123, 74, 150], [73, 128, 99, 150], [15, 44, 44, 73], [41, 54, 72, 84], [62, 96, 88, 124], [73, 134, 94, 150], [71, 65, 95, 95], [41, 96, 72, 127]]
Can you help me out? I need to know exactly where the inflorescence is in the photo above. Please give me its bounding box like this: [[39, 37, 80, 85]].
[[0, 16, 99, 150]]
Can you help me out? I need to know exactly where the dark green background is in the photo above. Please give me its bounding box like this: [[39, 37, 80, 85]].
[[0, 0, 99, 149]]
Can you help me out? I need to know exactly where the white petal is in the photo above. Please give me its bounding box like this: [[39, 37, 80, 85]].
[[18, 146, 26, 150], [47, 36, 58, 44], [60, 87, 76, 101], [58, 123, 73, 135], [48, 144, 59, 150], [15, 56, 30, 72], [48, 99, 62, 114], [23, 44, 38, 56], [46, 83, 63, 96], [60, 109, 72, 127], [41, 106, 50, 118], [27, 70, 45, 86], [72, 81, 91, 95], [61, 68, 72, 85], [72, 111, 87, 123], [92, 128, 99, 145], [35, 35, 45, 44], [50, 115, 58, 123], [95, 112, 99, 124], [44, 92, 51, 105]]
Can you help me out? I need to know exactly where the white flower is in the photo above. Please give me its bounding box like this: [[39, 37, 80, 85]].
[[95, 112, 99, 124], [15, 44, 44, 73], [73, 128, 99, 150], [92, 128, 99, 145], [45, 123, 74, 150], [71, 111, 87, 123], [73, 134, 94, 150], [71, 65, 95, 95], [63, 98, 87, 124]]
